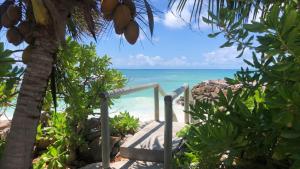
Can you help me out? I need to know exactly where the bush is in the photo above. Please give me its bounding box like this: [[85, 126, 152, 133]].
[[110, 111, 139, 136], [34, 113, 70, 169], [176, 2, 300, 169], [34, 38, 127, 168]]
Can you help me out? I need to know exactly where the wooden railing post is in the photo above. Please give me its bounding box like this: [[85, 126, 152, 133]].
[[164, 95, 173, 169], [154, 85, 159, 121], [184, 85, 190, 124], [100, 93, 110, 169]]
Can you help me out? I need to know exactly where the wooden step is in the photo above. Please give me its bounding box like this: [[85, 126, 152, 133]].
[[120, 121, 185, 162], [80, 160, 163, 169]]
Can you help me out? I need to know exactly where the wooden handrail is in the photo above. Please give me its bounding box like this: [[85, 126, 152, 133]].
[[100, 83, 167, 169], [164, 84, 190, 169], [100, 83, 190, 169]]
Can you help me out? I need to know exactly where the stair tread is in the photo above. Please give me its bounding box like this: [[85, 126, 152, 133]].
[[80, 160, 163, 169], [120, 121, 185, 162]]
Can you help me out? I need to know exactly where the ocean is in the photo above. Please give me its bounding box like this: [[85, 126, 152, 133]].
[[109, 69, 236, 122], [2, 69, 237, 121]]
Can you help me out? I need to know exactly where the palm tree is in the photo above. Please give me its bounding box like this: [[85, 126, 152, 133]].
[[0, 0, 153, 168]]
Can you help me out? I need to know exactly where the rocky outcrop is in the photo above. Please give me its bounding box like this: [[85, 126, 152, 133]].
[[177, 79, 242, 105], [192, 79, 242, 102]]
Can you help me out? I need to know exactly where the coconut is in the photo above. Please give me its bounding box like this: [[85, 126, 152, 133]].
[[24, 34, 35, 45], [101, 0, 119, 16], [0, 0, 14, 15], [7, 5, 21, 22], [113, 5, 131, 33], [1, 12, 15, 28], [22, 46, 32, 64], [124, 0, 136, 17], [124, 20, 139, 44], [114, 22, 124, 35], [17, 21, 32, 36], [103, 12, 113, 21], [6, 27, 23, 46]]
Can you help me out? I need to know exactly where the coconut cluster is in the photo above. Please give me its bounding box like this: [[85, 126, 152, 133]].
[[1, 1, 35, 65], [101, 0, 140, 45], [0, 2, 34, 47]]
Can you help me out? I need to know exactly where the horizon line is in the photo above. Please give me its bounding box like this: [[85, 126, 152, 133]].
[[114, 68, 241, 70]]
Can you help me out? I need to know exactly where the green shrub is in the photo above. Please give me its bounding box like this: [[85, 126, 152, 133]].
[[176, 2, 300, 169], [34, 113, 70, 169], [35, 38, 126, 168], [110, 111, 139, 136]]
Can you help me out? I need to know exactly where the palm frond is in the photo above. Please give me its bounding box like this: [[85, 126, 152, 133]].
[[168, 0, 293, 27], [67, 0, 110, 41]]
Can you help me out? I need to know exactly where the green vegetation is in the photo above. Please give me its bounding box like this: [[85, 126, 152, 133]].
[[0, 42, 23, 114], [33, 38, 127, 168], [34, 113, 69, 169], [110, 111, 139, 137], [176, 2, 300, 169]]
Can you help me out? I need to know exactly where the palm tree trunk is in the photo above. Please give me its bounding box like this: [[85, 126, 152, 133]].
[[0, 28, 58, 169]]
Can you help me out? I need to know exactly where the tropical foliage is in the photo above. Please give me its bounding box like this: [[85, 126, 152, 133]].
[[176, 1, 300, 169], [32, 38, 126, 168], [0, 43, 24, 118], [34, 113, 69, 169], [110, 111, 139, 136]]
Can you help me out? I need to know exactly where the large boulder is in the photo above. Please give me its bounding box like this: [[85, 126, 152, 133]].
[[78, 136, 121, 163]]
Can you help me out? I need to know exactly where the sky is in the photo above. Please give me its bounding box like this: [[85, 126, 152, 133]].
[[1, 0, 252, 69], [93, 0, 251, 69]]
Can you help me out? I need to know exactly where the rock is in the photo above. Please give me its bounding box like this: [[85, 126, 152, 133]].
[[211, 92, 219, 99], [0, 120, 11, 140], [78, 136, 121, 163], [86, 129, 101, 142], [0, 127, 10, 140], [85, 118, 100, 131], [0, 120, 10, 130], [36, 137, 54, 150], [190, 79, 242, 103]]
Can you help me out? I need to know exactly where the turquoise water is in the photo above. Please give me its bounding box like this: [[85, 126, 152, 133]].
[[110, 69, 236, 121], [121, 69, 236, 97], [2, 69, 237, 121]]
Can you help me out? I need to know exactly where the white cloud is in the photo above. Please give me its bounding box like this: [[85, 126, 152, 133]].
[[163, 11, 188, 29], [113, 54, 190, 68], [200, 46, 251, 69], [112, 47, 252, 69], [163, 0, 210, 30]]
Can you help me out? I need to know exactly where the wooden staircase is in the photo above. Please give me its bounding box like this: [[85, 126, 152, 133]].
[[120, 121, 185, 163], [96, 83, 191, 169], [81, 121, 185, 169]]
